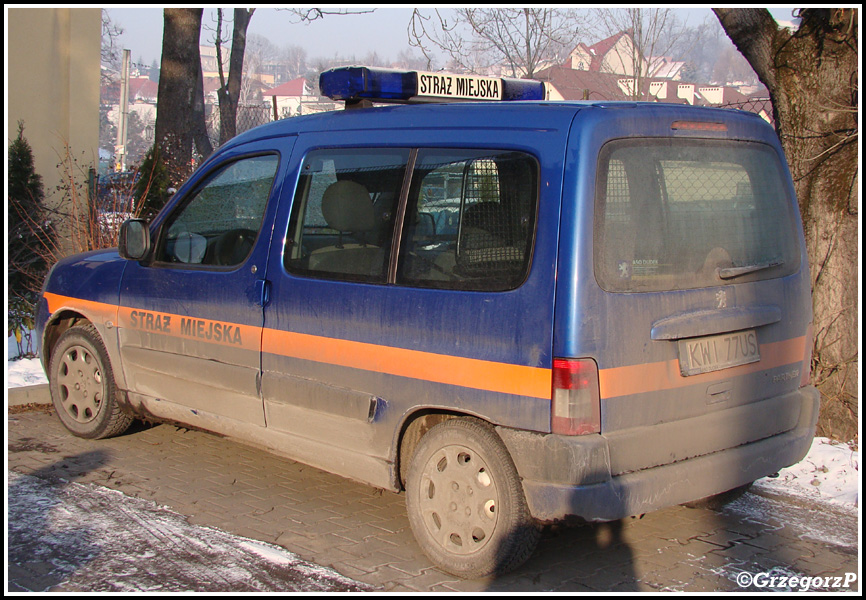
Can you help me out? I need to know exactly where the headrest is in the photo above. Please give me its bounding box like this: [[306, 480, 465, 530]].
[[321, 181, 376, 233]]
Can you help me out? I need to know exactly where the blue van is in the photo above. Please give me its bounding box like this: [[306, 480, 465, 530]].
[[36, 67, 819, 578]]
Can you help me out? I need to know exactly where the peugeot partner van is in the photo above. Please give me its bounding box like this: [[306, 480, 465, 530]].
[[37, 67, 819, 578]]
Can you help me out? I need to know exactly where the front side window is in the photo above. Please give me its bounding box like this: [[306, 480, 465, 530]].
[[157, 154, 279, 267], [594, 139, 799, 292], [397, 149, 538, 291]]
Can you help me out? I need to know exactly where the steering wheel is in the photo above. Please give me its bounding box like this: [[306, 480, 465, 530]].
[[212, 228, 257, 266]]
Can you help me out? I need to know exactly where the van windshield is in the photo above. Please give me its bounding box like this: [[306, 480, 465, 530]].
[[594, 139, 800, 292]]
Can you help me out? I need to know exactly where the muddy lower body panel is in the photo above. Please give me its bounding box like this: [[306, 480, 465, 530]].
[[499, 385, 820, 522]]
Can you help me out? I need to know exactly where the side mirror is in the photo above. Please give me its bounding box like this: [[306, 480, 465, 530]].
[[118, 218, 151, 260]]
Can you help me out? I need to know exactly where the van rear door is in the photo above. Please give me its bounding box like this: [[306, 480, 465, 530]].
[[559, 107, 813, 477]]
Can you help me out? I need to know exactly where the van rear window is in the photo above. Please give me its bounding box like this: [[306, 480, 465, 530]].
[[594, 139, 800, 292]]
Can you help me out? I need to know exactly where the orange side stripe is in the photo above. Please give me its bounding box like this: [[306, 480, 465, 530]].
[[44, 292, 553, 399], [262, 328, 553, 399], [598, 336, 806, 399], [44, 292, 117, 321]]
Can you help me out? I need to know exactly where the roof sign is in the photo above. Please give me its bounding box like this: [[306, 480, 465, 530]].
[[319, 66, 546, 106], [416, 71, 502, 101]]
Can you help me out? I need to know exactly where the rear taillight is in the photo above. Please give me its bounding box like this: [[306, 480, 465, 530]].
[[801, 323, 814, 387], [551, 358, 601, 435]]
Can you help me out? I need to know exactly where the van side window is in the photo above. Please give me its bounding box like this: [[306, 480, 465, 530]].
[[157, 154, 278, 267], [284, 149, 410, 283], [594, 140, 799, 292], [397, 150, 538, 291]]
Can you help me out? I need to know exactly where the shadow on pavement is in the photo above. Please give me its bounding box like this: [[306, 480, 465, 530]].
[[484, 519, 639, 592]]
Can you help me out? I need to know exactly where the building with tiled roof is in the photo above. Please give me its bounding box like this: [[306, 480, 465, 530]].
[[536, 28, 772, 123], [102, 77, 158, 104], [564, 29, 648, 77], [263, 78, 337, 118], [535, 64, 770, 116]]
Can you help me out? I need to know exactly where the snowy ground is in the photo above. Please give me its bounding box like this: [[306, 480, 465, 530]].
[[7, 470, 372, 592], [6, 355, 48, 388], [7, 333, 47, 387]]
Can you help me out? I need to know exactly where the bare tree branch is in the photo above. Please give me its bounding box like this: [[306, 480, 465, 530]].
[[101, 10, 124, 67], [712, 8, 779, 92], [589, 8, 694, 98], [408, 8, 584, 78], [276, 7, 375, 24]]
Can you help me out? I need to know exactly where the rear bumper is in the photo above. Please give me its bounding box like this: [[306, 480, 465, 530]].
[[497, 386, 820, 522]]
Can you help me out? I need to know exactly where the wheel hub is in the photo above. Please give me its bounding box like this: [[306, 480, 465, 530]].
[[57, 346, 104, 424], [419, 445, 499, 554]]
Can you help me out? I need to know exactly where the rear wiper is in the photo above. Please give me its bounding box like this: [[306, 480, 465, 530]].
[[718, 260, 784, 280]]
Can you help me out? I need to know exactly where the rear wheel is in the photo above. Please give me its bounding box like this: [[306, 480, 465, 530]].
[[48, 323, 133, 439], [405, 418, 540, 578]]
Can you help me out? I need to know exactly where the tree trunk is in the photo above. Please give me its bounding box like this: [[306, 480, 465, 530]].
[[714, 8, 859, 441], [191, 58, 214, 161], [217, 8, 254, 145], [155, 8, 203, 187]]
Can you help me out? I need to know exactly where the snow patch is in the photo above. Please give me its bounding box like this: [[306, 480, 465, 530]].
[[6, 357, 48, 388], [753, 437, 859, 510], [7, 471, 372, 592]]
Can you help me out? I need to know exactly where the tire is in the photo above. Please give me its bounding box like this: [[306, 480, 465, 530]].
[[405, 418, 540, 578], [48, 323, 133, 440], [682, 483, 753, 510]]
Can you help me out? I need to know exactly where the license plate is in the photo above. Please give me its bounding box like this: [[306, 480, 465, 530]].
[[678, 329, 760, 376]]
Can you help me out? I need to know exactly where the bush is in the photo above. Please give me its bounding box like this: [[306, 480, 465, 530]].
[[134, 145, 173, 221], [8, 129, 146, 361], [8, 121, 48, 297], [8, 122, 52, 358]]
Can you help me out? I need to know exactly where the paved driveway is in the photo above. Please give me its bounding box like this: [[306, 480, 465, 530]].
[[7, 402, 860, 593]]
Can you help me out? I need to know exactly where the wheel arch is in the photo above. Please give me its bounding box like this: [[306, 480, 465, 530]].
[[396, 409, 505, 491], [42, 307, 129, 393], [42, 310, 90, 370]]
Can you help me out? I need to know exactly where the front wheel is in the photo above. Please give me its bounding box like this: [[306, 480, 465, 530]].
[[405, 418, 540, 578], [48, 323, 133, 439]]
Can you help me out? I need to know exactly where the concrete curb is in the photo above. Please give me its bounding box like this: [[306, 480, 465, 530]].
[[7, 384, 50, 406]]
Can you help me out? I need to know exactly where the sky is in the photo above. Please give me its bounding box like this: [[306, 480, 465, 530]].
[[105, 6, 801, 71], [107, 7, 422, 68]]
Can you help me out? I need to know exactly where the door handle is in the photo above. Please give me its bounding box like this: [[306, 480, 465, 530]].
[[255, 279, 271, 307]]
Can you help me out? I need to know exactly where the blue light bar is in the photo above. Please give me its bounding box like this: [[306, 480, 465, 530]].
[[320, 66, 546, 105], [501, 78, 547, 101], [320, 67, 417, 102]]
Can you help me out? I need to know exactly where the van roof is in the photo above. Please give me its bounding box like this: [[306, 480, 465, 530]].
[[224, 101, 772, 151]]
